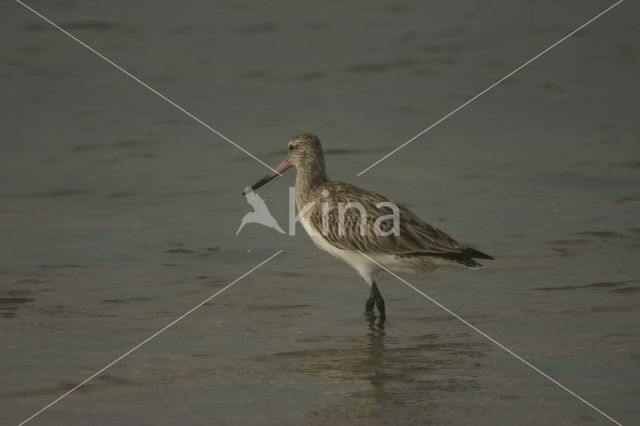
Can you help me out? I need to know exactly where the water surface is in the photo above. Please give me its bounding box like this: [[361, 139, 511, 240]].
[[1, 0, 639, 424]]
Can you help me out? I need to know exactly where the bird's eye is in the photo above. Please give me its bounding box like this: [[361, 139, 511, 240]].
[[288, 145, 294, 150]]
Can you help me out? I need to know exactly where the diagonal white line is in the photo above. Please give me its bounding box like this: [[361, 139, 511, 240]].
[[18, 249, 284, 426], [356, 0, 624, 176], [13, 0, 280, 175], [356, 250, 622, 425]]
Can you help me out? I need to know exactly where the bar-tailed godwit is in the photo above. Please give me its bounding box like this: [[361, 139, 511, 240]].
[[244, 133, 492, 322]]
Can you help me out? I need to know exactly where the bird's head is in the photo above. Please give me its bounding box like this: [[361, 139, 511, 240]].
[[242, 133, 326, 195]]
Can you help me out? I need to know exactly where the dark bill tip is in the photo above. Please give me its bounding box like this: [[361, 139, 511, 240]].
[[241, 171, 277, 195]]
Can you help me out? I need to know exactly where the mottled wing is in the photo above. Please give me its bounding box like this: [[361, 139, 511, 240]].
[[308, 182, 464, 255]]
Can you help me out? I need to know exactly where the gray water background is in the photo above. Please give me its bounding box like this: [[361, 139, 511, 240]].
[[1, 0, 639, 424]]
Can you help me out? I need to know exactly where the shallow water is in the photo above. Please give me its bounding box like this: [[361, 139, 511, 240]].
[[1, 0, 639, 424]]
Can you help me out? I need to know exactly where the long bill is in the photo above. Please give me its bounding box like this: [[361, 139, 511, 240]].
[[242, 157, 292, 195]]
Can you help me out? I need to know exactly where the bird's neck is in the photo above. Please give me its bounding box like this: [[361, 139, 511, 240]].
[[295, 161, 328, 204]]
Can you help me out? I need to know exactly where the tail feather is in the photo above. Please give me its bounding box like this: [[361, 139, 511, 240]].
[[397, 247, 493, 269], [461, 247, 494, 260]]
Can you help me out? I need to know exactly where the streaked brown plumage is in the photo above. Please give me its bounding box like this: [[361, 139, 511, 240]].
[[246, 133, 493, 322]]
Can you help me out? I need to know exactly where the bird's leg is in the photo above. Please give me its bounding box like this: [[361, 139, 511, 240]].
[[372, 282, 386, 321], [365, 284, 376, 313]]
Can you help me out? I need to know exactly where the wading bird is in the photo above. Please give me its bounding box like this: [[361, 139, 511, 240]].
[[244, 133, 492, 323]]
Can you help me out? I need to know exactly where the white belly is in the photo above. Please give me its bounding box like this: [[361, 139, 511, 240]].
[[297, 209, 440, 284], [298, 212, 382, 285]]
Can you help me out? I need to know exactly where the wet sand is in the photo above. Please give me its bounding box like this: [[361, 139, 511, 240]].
[[1, 0, 639, 424]]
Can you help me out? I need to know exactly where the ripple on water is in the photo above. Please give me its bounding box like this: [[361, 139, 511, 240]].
[[0, 375, 137, 401], [99, 297, 152, 304], [23, 20, 120, 32], [534, 278, 640, 292], [253, 330, 490, 423], [0, 297, 34, 319], [69, 140, 157, 152]]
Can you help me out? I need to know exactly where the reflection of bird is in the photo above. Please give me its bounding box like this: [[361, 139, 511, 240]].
[[236, 186, 285, 236], [245, 133, 493, 323]]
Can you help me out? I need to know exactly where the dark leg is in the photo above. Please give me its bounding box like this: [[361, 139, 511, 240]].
[[365, 285, 375, 313], [371, 282, 386, 321]]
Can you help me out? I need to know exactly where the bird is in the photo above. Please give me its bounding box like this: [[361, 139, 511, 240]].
[[243, 133, 493, 323]]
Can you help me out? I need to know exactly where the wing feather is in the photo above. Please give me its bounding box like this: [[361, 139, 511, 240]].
[[306, 182, 464, 255]]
